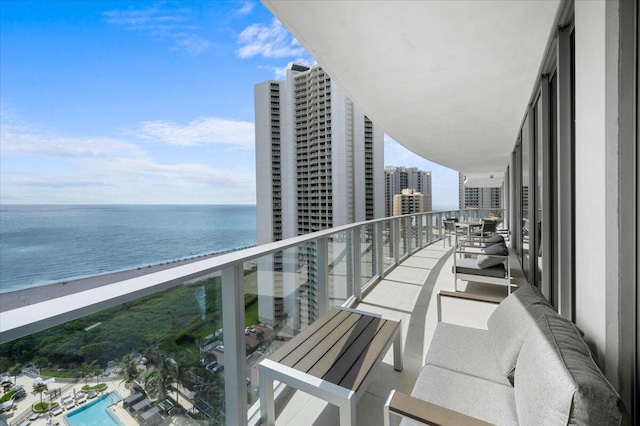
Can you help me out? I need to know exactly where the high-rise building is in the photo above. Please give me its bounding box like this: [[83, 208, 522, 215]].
[[255, 63, 384, 328], [392, 189, 426, 216], [384, 166, 432, 216], [458, 173, 502, 210]]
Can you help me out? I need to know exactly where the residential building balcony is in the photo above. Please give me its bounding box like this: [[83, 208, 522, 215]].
[[1, 210, 506, 426]]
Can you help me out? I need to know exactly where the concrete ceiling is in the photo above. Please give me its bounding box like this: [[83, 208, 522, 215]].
[[263, 0, 560, 178]]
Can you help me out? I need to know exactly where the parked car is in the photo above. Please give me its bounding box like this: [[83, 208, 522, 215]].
[[12, 389, 26, 400], [216, 345, 224, 352]]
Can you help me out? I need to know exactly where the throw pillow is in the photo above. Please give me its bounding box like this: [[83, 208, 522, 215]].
[[477, 242, 508, 268], [485, 234, 505, 244]]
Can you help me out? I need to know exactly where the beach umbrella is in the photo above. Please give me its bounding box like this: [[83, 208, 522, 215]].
[[31, 377, 43, 385], [43, 378, 55, 386]]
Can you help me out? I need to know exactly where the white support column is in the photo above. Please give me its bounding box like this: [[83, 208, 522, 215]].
[[417, 214, 424, 248], [317, 237, 329, 315], [222, 263, 247, 426]]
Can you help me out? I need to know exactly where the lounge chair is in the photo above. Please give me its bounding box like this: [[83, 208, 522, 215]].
[[453, 240, 515, 294], [28, 412, 39, 421], [51, 406, 64, 416], [472, 219, 498, 237], [443, 220, 466, 247]]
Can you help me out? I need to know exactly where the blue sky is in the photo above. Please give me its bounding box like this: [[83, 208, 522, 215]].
[[0, 0, 459, 209]]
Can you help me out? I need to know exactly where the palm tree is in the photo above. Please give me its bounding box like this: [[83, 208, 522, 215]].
[[92, 364, 102, 384], [117, 356, 140, 389], [9, 364, 21, 384], [79, 360, 97, 387], [143, 357, 176, 401], [33, 382, 48, 407]]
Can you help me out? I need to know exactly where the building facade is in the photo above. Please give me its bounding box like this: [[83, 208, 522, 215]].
[[392, 189, 426, 216], [384, 166, 432, 216], [255, 63, 384, 328], [458, 173, 502, 210]]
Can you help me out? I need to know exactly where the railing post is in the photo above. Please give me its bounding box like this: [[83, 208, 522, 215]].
[[392, 218, 400, 265], [317, 237, 329, 316], [417, 214, 424, 249], [352, 227, 362, 301], [426, 213, 433, 245], [222, 263, 247, 426]]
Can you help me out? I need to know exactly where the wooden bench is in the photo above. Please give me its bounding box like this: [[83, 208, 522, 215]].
[[259, 307, 403, 425]]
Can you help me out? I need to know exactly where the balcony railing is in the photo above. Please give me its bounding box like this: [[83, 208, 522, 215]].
[[0, 208, 501, 425]]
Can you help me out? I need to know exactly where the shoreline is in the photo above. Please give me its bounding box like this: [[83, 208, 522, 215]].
[[0, 246, 254, 313]]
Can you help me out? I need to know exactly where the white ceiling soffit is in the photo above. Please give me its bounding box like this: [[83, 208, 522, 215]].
[[263, 0, 560, 174], [464, 173, 504, 188]]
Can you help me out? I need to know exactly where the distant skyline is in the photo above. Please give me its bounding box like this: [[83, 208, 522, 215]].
[[0, 1, 459, 209]]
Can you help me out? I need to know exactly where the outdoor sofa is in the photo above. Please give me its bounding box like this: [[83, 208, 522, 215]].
[[384, 285, 627, 425]]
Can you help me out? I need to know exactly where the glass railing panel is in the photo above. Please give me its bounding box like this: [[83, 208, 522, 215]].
[[0, 273, 226, 425], [411, 216, 420, 251], [327, 231, 352, 307], [422, 214, 430, 246], [360, 224, 374, 288], [399, 218, 408, 259], [382, 219, 394, 271]]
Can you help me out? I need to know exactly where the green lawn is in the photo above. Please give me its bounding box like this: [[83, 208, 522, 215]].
[[41, 369, 80, 378], [245, 301, 259, 327]]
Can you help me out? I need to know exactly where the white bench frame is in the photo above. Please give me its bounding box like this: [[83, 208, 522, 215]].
[[259, 307, 403, 425]]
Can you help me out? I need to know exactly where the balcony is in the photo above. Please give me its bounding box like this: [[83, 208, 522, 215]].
[[0, 209, 511, 426]]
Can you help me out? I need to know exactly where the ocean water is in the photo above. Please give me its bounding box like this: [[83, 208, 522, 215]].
[[0, 205, 256, 293]]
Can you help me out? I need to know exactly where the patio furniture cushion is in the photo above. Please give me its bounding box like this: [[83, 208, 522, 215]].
[[487, 284, 556, 383], [476, 243, 508, 268], [455, 257, 506, 278], [485, 234, 505, 244], [425, 322, 510, 386], [515, 314, 625, 425], [402, 365, 518, 426]]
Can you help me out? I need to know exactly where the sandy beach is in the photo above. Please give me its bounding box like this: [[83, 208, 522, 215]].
[[0, 247, 254, 313]]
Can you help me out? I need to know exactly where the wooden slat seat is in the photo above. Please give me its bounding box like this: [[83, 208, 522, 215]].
[[259, 307, 403, 425]]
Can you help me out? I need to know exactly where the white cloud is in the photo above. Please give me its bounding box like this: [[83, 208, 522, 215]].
[[103, 6, 210, 55], [236, 19, 306, 59], [234, 1, 255, 16], [0, 117, 256, 204], [1, 126, 147, 159], [129, 117, 255, 147], [103, 8, 188, 26], [174, 33, 211, 56]]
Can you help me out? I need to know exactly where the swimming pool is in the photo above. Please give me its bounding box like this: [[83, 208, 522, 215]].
[[65, 392, 123, 426]]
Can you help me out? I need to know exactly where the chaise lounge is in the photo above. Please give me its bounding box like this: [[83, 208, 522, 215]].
[[453, 234, 514, 293]]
